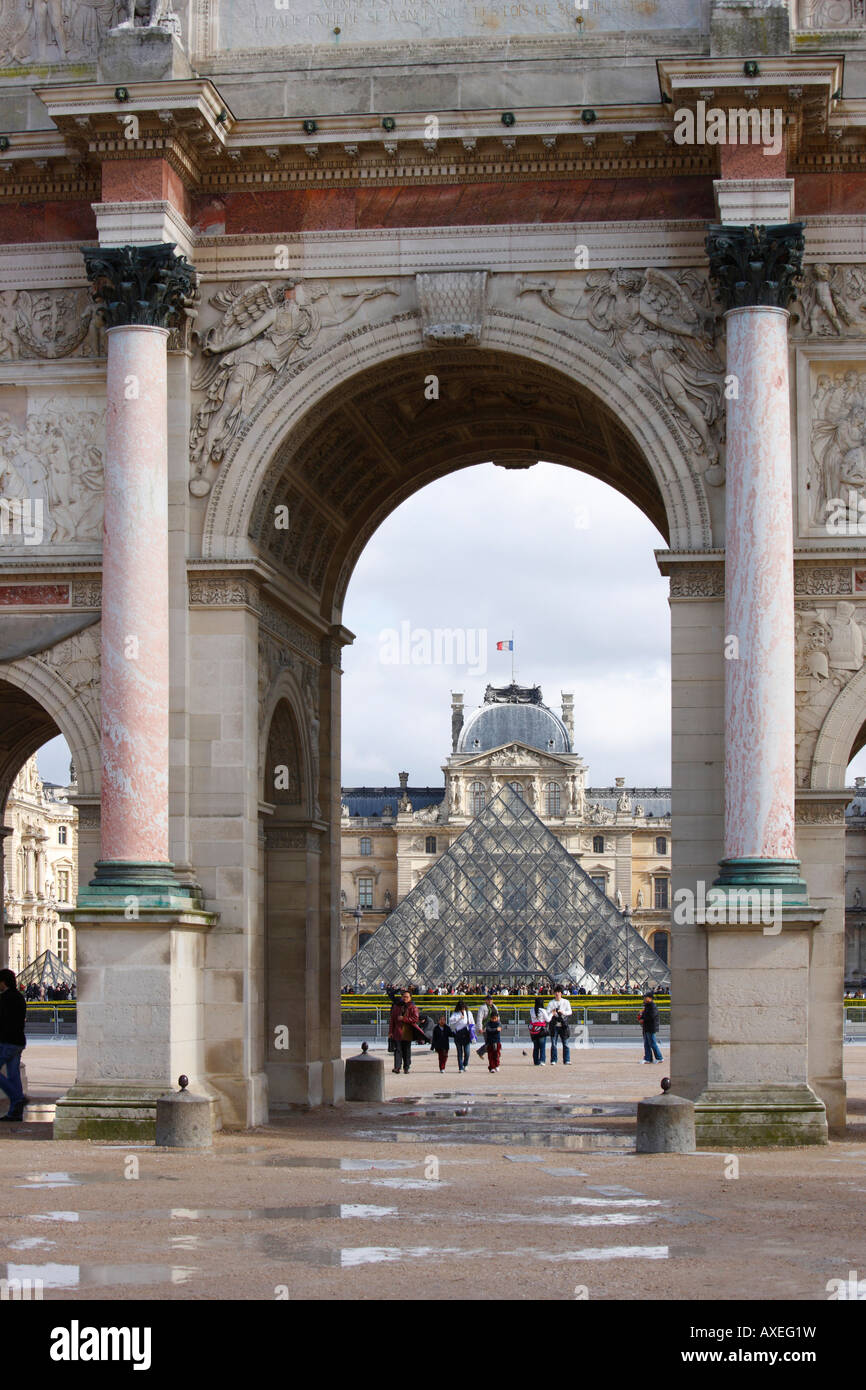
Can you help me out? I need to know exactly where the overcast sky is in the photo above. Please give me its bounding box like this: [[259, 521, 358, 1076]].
[[36, 459, 866, 789]]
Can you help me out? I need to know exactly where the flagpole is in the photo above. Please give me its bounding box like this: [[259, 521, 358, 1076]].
[[511, 630, 514, 683]]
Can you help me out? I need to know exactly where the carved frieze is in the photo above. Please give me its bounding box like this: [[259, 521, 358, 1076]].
[[0, 0, 121, 65], [795, 598, 866, 784], [794, 564, 853, 596], [668, 563, 725, 598], [0, 398, 104, 547], [795, 800, 847, 825], [188, 277, 399, 490], [416, 271, 487, 345]]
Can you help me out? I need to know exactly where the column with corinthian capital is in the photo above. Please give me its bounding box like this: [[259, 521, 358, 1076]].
[[691, 223, 827, 1147], [55, 245, 217, 1141]]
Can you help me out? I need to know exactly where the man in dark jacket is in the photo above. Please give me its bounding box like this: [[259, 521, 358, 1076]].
[[388, 989, 425, 1075], [639, 991, 663, 1063], [0, 968, 27, 1120]]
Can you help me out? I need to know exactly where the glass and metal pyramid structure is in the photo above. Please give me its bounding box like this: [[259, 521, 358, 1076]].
[[341, 783, 671, 992]]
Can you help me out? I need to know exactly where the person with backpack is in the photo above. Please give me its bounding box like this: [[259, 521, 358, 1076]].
[[448, 999, 475, 1073], [639, 991, 663, 1062], [528, 995, 549, 1066]]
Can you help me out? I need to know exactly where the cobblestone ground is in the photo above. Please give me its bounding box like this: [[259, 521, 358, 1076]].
[[0, 1041, 863, 1301]]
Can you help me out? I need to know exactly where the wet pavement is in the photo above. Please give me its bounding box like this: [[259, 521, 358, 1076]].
[[0, 1043, 863, 1300]]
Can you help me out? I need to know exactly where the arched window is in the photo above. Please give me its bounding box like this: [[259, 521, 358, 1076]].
[[655, 835, 667, 855], [57, 925, 70, 964], [58, 825, 67, 845], [545, 782, 561, 816], [425, 836, 437, 854], [360, 836, 372, 856], [508, 781, 523, 797], [651, 931, 669, 965], [593, 835, 605, 854], [469, 782, 486, 816]]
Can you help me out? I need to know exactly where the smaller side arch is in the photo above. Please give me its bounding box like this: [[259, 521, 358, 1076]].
[[259, 670, 314, 819], [0, 659, 100, 806], [810, 664, 866, 790]]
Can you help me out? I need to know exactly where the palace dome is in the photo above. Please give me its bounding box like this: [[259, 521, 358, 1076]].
[[457, 683, 571, 755]]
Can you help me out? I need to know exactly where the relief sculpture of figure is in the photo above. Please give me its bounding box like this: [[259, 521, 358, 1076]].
[[587, 267, 725, 478], [189, 278, 398, 482], [810, 370, 866, 524]]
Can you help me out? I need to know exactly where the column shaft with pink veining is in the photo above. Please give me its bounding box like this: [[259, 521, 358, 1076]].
[[101, 324, 171, 865], [723, 306, 796, 862]]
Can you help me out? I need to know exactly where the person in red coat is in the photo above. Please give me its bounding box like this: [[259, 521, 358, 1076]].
[[388, 989, 425, 1074]]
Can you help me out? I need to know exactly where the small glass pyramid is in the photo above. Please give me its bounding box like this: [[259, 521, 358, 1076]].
[[341, 783, 671, 992]]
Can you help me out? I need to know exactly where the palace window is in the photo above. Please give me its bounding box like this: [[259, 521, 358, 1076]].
[[425, 836, 437, 854], [56, 870, 71, 903], [545, 782, 561, 816], [508, 781, 523, 797], [469, 782, 486, 815], [654, 877, 670, 910], [358, 877, 373, 909], [651, 931, 669, 965], [58, 825, 68, 845], [359, 836, 372, 856], [57, 925, 70, 965], [592, 835, 605, 854], [655, 835, 667, 855], [590, 874, 607, 894]]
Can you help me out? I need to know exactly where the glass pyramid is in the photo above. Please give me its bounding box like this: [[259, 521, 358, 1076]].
[[341, 783, 671, 992]]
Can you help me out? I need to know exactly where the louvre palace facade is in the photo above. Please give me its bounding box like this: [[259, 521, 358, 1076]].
[[1, 0, 866, 1144]]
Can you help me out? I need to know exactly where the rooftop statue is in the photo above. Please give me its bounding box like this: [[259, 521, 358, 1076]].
[[483, 682, 542, 705]]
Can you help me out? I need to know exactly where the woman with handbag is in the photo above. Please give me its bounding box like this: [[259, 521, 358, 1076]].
[[528, 995, 549, 1066], [448, 999, 475, 1073]]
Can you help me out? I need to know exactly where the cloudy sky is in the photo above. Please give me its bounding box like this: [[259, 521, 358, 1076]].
[[37, 458, 866, 790]]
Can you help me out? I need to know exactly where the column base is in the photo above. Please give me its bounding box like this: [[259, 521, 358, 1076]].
[[53, 1082, 223, 1142], [79, 860, 210, 913], [714, 856, 809, 905], [694, 1083, 828, 1147]]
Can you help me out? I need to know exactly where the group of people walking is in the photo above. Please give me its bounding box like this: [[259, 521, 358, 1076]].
[[387, 985, 665, 1073]]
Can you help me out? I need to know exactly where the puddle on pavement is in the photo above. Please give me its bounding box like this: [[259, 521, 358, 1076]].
[[283, 1243, 668, 1267], [536, 1196, 663, 1208], [24, 1204, 398, 1225], [503, 1155, 545, 1163], [7, 1237, 57, 1250], [539, 1168, 589, 1177], [251, 1156, 419, 1171], [16, 1172, 180, 1190], [0, 1262, 197, 1288], [586, 1185, 645, 1197]]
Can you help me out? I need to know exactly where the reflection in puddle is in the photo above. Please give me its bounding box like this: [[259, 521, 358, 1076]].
[[16, 1172, 180, 1190], [536, 1196, 662, 1208], [252, 1157, 419, 1171], [24, 1204, 397, 1225], [285, 1243, 668, 1267], [503, 1155, 545, 1164], [0, 1262, 197, 1288], [7, 1237, 57, 1250], [341, 1178, 450, 1192], [586, 1186, 644, 1197], [539, 1168, 589, 1178]]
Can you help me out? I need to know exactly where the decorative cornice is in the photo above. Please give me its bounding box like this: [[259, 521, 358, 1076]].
[[667, 562, 726, 598], [706, 223, 805, 311], [82, 243, 197, 331], [794, 563, 854, 595], [795, 799, 847, 825]]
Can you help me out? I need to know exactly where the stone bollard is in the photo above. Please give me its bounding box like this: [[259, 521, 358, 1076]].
[[636, 1079, 696, 1153], [345, 1042, 385, 1102], [155, 1075, 213, 1149]]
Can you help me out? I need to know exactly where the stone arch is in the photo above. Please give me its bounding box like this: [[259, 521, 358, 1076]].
[[0, 658, 100, 807], [810, 665, 866, 790], [202, 307, 714, 579]]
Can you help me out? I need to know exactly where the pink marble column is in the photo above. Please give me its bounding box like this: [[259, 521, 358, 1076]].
[[101, 325, 171, 867], [723, 307, 796, 863]]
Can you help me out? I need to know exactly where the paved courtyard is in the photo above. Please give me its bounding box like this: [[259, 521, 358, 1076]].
[[0, 1041, 863, 1302]]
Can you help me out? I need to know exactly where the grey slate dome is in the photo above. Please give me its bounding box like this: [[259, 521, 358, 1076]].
[[457, 683, 571, 754]]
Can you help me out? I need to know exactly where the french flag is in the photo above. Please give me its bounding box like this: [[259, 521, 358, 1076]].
[[496, 640, 513, 651]]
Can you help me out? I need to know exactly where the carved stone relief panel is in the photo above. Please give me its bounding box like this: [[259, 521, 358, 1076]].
[[796, 355, 866, 538], [0, 392, 104, 552], [795, 597, 866, 784], [188, 277, 399, 493], [513, 267, 726, 484], [793, 265, 866, 339], [0, 289, 105, 360], [0, 0, 184, 67]]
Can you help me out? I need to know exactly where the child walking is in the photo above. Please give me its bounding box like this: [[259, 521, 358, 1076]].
[[431, 1014, 452, 1072], [485, 1007, 502, 1073]]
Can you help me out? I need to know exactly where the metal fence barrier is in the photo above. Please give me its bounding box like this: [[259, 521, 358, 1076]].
[[23, 1004, 76, 1038]]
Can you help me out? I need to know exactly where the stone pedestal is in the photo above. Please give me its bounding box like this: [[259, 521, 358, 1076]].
[[636, 1092, 696, 1153], [694, 909, 828, 1146]]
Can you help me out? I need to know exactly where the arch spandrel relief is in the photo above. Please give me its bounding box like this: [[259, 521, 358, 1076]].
[[201, 270, 715, 569], [796, 594, 866, 787]]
